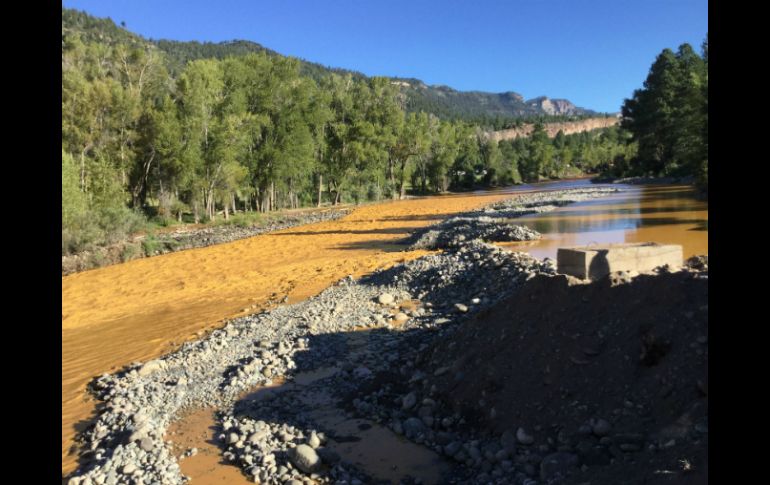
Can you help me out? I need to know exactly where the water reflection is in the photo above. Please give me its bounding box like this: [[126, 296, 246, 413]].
[[499, 182, 708, 260]]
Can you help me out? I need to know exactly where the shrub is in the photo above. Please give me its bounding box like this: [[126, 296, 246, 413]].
[[121, 243, 141, 262], [141, 235, 161, 256]]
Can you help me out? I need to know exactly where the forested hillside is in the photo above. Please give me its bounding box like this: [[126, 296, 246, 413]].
[[61, 7, 632, 256], [62, 8, 602, 123]]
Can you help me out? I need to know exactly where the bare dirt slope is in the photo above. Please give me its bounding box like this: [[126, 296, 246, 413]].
[[415, 268, 708, 483], [61, 191, 514, 475]]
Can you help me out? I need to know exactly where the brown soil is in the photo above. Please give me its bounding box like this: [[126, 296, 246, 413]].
[[420, 269, 708, 484]]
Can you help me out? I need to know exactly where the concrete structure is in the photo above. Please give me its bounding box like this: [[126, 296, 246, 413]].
[[557, 242, 683, 280]]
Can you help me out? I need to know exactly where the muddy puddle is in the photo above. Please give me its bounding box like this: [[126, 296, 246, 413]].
[[169, 350, 449, 484]]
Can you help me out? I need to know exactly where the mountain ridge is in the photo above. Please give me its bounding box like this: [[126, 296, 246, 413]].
[[62, 7, 606, 122]]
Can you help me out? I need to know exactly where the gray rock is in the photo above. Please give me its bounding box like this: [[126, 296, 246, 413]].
[[433, 366, 450, 377], [139, 438, 154, 452], [591, 418, 612, 437], [137, 360, 164, 377], [402, 392, 417, 410], [308, 431, 321, 449], [403, 417, 427, 437], [444, 441, 462, 456], [517, 427, 535, 445], [289, 444, 320, 473], [540, 452, 579, 481], [501, 429, 518, 453], [455, 303, 469, 313], [248, 429, 269, 444], [378, 293, 395, 304], [394, 312, 409, 323]]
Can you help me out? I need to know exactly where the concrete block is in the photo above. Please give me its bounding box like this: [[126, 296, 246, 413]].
[[557, 242, 683, 280]]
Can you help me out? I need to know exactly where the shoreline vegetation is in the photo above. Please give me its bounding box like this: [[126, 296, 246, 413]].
[[62, 9, 705, 265], [62, 174, 700, 276], [62, 9, 639, 262], [61, 206, 352, 275]]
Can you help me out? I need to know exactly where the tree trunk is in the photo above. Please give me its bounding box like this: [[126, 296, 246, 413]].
[[317, 174, 323, 207], [224, 201, 229, 220], [131, 150, 155, 209], [398, 160, 408, 200], [193, 201, 200, 224], [387, 157, 397, 200], [232, 194, 237, 215], [80, 147, 87, 192]]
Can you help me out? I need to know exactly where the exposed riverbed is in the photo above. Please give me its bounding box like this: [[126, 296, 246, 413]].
[[62, 181, 707, 481]]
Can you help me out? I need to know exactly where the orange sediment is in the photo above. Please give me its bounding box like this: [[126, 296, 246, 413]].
[[61, 184, 708, 477], [61, 191, 513, 476]]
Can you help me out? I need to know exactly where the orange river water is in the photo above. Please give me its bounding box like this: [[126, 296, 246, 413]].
[[61, 180, 707, 478]]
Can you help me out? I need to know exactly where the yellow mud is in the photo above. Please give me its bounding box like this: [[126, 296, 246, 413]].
[[61, 191, 512, 476]]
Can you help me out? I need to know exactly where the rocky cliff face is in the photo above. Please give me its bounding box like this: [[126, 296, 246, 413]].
[[526, 96, 583, 115], [486, 116, 621, 142]]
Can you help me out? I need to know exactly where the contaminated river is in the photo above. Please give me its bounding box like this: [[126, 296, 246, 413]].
[[61, 180, 708, 480]]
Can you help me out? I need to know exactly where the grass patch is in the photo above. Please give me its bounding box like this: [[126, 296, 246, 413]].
[[141, 235, 162, 256], [214, 212, 265, 228], [121, 243, 142, 263]]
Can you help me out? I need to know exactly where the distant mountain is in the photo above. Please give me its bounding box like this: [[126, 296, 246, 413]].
[[391, 78, 595, 120], [62, 7, 601, 121]]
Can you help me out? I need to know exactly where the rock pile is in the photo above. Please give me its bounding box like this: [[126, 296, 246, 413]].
[[407, 216, 541, 250]]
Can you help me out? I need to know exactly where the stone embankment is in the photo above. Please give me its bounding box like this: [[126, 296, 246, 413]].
[[485, 117, 620, 143]]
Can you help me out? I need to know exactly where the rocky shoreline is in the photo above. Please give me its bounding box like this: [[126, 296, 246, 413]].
[[405, 186, 621, 250], [590, 175, 696, 185], [61, 208, 353, 276], [65, 186, 707, 485]]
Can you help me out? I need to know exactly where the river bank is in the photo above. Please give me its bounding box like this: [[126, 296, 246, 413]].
[[64, 186, 664, 484], [62, 207, 354, 276], [65, 186, 707, 484], [63, 182, 707, 482], [62, 189, 518, 477]]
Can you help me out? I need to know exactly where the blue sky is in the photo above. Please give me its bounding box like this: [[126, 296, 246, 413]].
[[62, 0, 708, 113]]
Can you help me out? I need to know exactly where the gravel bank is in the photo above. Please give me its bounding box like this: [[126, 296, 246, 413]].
[[66, 238, 555, 485]]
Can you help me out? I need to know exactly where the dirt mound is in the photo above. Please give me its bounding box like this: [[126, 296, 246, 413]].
[[409, 267, 708, 483]]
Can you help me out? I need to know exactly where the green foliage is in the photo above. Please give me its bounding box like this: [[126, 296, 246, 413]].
[[620, 37, 708, 181], [121, 243, 141, 262], [62, 7, 637, 255], [214, 211, 264, 228], [141, 234, 161, 256]]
